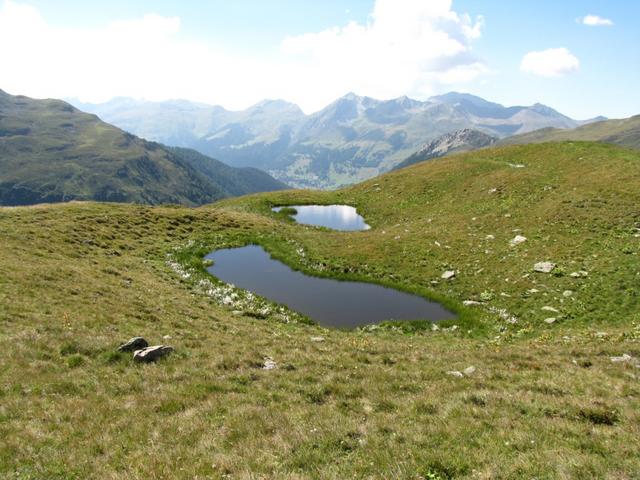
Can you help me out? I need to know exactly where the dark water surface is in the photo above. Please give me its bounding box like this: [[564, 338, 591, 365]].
[[206, 245, 456, 328], [273, 205, 370, 231]]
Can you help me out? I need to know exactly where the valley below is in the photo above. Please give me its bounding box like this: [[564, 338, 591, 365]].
[[1, 142, 639, 479]]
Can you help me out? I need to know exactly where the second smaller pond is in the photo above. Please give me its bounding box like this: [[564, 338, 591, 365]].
[[273, 205, 370, 231]]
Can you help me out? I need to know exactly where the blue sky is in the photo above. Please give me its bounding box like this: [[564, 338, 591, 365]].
[[1, 0, 638, 118]]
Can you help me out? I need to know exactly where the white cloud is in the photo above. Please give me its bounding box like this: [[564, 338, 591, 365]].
[[520, 48, 579, 78], [0, 0, 486, 113], [281, 0, 486, 108], [579, 15, 613, 27]]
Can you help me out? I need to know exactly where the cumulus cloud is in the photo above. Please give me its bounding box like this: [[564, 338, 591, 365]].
[[0, 0, 486, 112], [579, 15, 613, 27], [281, 0, 486, 107], [520, 48, 580, 77]]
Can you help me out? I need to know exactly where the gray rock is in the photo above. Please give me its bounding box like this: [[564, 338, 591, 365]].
[[263, 357, 277, 370], [441, 270, 456, 280], [610, 354, 632, 363], [447, 370, 464, 378], [570, 270, 588, 278], [544, 317, 557, 324], [118, 337, 149, 352], [534, 261, 556, 273], [509, 235, 527, 246], [463, 366, 476, 376], [542, 306, 559, 313], [133, 345, 173, 362]]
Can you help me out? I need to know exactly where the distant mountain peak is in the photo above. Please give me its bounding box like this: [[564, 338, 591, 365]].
[[341, 92, 361, 100]]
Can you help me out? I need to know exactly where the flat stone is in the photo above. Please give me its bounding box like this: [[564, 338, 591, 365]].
[[570, 270, 589, 278], [563, 290, 573, 297], [544, 317, 557, 324], [611, 354, 632, 363], [542, 306, 559, 313], [534, 262, 556, 273], [118, 337, 148, 352], [463, 366, 476, 376], [510, 235, 527, 246], [446, 370, 464, 378], [263, 357, 277, 370], [133, 345, 173, 362], [441, 270, 456, 280]]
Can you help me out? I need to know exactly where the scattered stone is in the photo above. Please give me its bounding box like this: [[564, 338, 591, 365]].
[[118, 337, 149, 352], [232, 310, 243, 316], [430, 323, 440, 331], [485, 234, 495, 240], [310, 336, 325, 343], [202, 259, 214, 267], [510, 235, 527, 246], [544, 318, 557, 324], [441, 270, 456, 280], [542, 306, 559, 313], [488, 188, 497, 194], [447, 370, 464, 378], [463, 366, 476, 376], [527, 288, 540, 294], [610, 354, 633, 363], [133, 345, 173, 363], [570, 270, 589, 278], [534, 262, 556, 273], [162, 335, 172, 340], [263, 357, 277, 370], [463, 300, 482, 306], [594, 331, 608, 338], [563, 290, 574, 297]]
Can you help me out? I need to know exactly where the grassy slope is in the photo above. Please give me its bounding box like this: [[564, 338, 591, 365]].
[[499, 115, 640, 150], [1, 142, 639, 478], [0, 90, 285, 206]]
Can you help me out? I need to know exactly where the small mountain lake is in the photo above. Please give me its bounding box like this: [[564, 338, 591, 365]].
[[272, 205, 370, 231], [205, 245, 456, 328]]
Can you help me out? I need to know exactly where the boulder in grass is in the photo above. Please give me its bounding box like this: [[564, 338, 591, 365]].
[[133, 345, 173, 363], [533, 261, 556, 273], [441, 270, 456, 280], [117, 337, 148, 352], [509, 235, 527, 246]]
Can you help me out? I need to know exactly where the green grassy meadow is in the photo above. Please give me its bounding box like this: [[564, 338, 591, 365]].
[[1, 142, 639, 479]]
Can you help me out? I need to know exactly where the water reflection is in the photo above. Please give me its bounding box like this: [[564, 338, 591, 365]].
[[273, 204, 370, 231], [206, 245, 455, 328]]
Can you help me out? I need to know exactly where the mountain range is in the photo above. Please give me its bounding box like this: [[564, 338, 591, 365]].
[[71, 92, 602, 189], [0, 89, 286, 206]]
